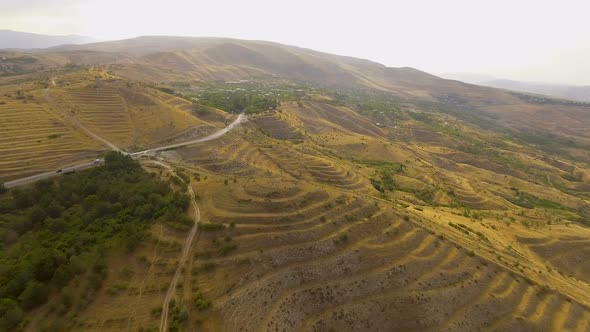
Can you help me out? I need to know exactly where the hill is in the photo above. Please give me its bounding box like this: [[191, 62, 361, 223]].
[[0, 30, 98, 50], [0, 37, 589, 331], [18, 36, 586, 155]]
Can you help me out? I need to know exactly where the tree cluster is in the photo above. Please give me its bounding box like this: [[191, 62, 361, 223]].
[[0, 152, 188, 330]]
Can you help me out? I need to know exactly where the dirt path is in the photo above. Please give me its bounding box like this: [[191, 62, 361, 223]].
[[143, 160, 201, 332], [44, 88, 122, 151], [125, 225, 165, 330]]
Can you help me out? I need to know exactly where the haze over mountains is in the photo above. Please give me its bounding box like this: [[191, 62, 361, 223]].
[[0, 29, 98, 49], [2, 29, 589, 103], [3, 35, 589, 150], [442, 72, 590, 102]]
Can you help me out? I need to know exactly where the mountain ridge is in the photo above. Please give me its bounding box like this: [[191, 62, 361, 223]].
[[0, 29, 98, 50]]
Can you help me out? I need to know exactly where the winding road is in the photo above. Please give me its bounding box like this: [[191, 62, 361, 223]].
[[130, 113, 247, 156], [3, 113, 246, 188], [3, 96, 245, 330]]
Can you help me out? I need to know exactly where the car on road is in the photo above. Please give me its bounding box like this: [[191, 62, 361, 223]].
[[56, 169, 63, 173], [92, 159, 102, 164]]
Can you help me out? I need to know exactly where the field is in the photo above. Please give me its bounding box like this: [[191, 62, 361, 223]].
[[0, 67, 228, 181], [0, 87, 102, 180]]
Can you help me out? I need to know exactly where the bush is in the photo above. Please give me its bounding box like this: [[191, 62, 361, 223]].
[[169, 306, 188, 332], [194, 293, 212, 310], [19, 281, 49, 309], [220, 243, 238, 255], [0, 298, 23, 331], [200, 222, 225, 231], [334, 233, 349, 245]]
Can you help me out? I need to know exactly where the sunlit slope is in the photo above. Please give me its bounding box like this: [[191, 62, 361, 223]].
[[70, 94, 590, 331], [0, 68, 230, 179], [50, 78, 210, 150], [29, 36, 589, 159], [0, 84, 103, 180], [186, 176, 590, 331]]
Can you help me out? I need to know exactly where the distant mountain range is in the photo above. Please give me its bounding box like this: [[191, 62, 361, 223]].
[[0, 30, 98, 49], [441, 72, 590, 102]]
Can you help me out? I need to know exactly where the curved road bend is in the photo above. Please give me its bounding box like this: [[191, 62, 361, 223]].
[[131, 113, 247, 156], [3, 114, 246, 188]]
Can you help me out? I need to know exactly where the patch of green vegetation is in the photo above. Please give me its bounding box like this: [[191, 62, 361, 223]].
[[358, 160, 405, 173], [507, 128, 587, 159], [175, 170, 191, 184], [365, 160, 404, 193], [510, 188, 567, 210], [413, 188, 437, 205], [0, 152, 188, 330], [333, 233, 349, 245], [166, 214, 194, 232], [220, 242, 238, 256], [199, 222, 225, 231], [193, 293, 212, 310], [169, 304, 188, 332], [197, 90, 278, 114], [457, 139, 528, 171], [561, 173, 582, 182]]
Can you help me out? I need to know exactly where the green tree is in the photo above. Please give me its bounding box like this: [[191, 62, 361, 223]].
[[19, 281, 48, 309], [0, 298, 23, 330]]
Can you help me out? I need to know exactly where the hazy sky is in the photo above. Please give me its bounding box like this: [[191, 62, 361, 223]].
[[2, 0, 589, 85]]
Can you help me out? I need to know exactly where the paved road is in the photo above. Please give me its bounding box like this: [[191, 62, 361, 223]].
[[145, 160, 200, 332], [130, 113, 247, 156], [4, 160, 102, 188], [3, 114, 246, 188]]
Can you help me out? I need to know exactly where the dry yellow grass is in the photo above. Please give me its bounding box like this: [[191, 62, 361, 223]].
[[0, 97, 102, 180], [3, 67, 589, 331]]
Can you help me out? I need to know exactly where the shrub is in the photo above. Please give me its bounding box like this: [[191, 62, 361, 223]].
[[19, 281, 49, 309], [194, 293, 212, 310], [200, 222, 225, 231], [169, 305, 188, 332], [151, 306, 162, 318], [220, 243, 238, 255], [334, 233, 349, 245]]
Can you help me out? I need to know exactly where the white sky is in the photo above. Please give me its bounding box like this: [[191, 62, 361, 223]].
[[2, 0, 589, 85]]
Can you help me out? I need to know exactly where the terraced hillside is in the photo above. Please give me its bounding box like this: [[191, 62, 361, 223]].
[[0, 68, 226, 181], [50, 78, 216, 150], [65, 95, 590, 331], [1, 41, 590, 332], [0, 97, 102, 180], [169, 172, 590, 331], [53, 83, 134, 147]]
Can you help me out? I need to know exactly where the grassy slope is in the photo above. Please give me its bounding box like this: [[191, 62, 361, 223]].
[[1, 40, 589, 330], [0, 68, 228, 181], [72, 97, 590, 331]]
